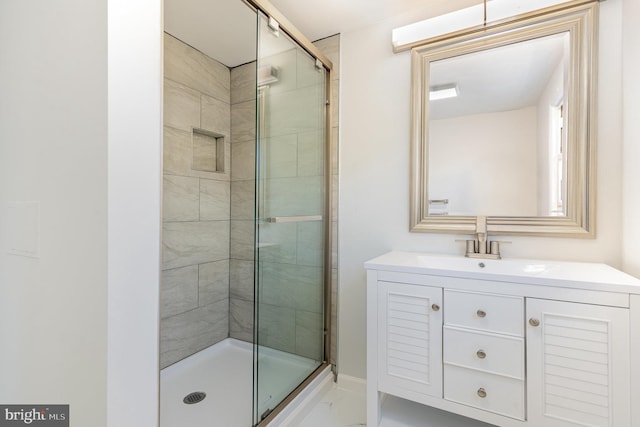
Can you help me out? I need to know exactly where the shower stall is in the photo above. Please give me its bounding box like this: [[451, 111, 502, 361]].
[[159, 0, 334, 426]]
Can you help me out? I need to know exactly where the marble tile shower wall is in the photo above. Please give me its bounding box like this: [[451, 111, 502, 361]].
[[226, 35, 341, 365], [160, 32, 341, 369], [161, 33, 232, 368], [228, 62, 257, 343]]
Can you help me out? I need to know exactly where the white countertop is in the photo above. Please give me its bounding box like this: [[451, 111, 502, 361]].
[[365, 251, 640, 294]]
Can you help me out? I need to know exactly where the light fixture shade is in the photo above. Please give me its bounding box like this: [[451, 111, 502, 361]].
[[392, 0, 580, 52], [429, 84, 459, 101]]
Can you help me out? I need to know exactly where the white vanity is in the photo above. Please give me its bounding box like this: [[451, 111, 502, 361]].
[[365, 252, 640, 427]]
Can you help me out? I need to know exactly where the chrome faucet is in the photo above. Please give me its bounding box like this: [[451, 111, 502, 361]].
[[464, 216, 503, 259]]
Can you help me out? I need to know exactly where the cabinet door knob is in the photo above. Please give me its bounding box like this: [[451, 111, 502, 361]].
[[529, 318, 540, 327], [476, 350, 487, 359], [477, 388, 487, 398], [431, 304, 440, 312], [476, 309, 487, 318]]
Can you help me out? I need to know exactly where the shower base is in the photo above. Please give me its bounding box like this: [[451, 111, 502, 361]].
[[160, 338, 321, 427]]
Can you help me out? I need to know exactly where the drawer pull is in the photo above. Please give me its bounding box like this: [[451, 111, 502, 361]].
[[431, 303, 440, 312], [476, 309, 487, 318], [476, 350, 487, 359], [529, 317, 540, 327], [477, 388, 487, 398]]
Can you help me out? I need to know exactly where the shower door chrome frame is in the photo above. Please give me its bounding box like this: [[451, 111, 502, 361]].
[[246, 0, 334, 425]]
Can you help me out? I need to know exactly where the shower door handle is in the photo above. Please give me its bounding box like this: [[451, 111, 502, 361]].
[[265, 215, 323, 223]]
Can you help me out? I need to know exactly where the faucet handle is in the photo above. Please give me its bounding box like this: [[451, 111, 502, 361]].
[[456, 239, 477, 255], [489, 240, 511, 256]]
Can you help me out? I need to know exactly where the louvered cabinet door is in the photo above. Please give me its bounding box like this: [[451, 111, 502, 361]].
[[526, 299, 631, 427], [378, 281, 443, 400]]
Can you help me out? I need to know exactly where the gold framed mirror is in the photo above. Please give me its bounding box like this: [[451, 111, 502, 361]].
[[410, 1, 598, 236]]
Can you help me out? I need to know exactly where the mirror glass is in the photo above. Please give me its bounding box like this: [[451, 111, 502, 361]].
[[410, 2, 597, 236], [428, 32, 569, 217]]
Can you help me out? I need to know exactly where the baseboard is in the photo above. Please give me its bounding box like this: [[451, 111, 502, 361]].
[[336, 374, 366, 394]]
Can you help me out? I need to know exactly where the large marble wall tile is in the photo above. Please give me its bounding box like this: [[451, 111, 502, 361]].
[[164, 33, 230, 103], [163, 126, 192, 175], [297, 130, 324, 178], [295, 310, 323, 360], [163, 175, 199, 222], [264, 134, 298, 178], [296, 221, 323, 267], [161, 265, 198, 319], [230, 259, 254, 301], [266, 84, 324, 138], [313, 35, 340, 77], [201, 94, 230, 136], [230, 220, 254, 260], [261, 49, 297, 95], [264, 176, 323, 217], [230, 298, 254, 343], [231, 100, 256, 144], [256, 222, 297, 264], [257, 303, 295, 353], [259, 262, 323, 314], [160, 299, 229, 368], [296, 48, 324, 90], [163, 221, 230, 270], [199, 260, 229, 306], [164, 79, 200, 132], [231, 180, 255, 220], [231, 62, 257, 104], [200, 179, 230, 221], [231, 140, 255, 181]]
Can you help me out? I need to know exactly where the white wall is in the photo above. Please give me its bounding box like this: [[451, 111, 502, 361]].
[[107, 1, 162, 426], [0, 1, 162, 426], [339, 0, 624, 379], [0, 0, 108, 423], [429, 107, 538, 216], [622, 0, 640, 277]]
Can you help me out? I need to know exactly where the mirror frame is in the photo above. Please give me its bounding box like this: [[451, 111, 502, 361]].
[[410, 1, 598, 237]]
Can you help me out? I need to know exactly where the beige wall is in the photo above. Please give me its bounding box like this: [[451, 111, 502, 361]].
[[429, 107, 538, 216], [339, 0, 625, 379]]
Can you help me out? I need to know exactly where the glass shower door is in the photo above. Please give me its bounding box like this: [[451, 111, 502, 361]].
[[253, 11, 327, 424]]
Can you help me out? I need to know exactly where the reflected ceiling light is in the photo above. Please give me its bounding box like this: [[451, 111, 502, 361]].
[[392, 0, 578, 52], [429, 84, 459, 101]]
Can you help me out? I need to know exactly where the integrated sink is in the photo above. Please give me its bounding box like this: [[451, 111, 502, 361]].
[[365, 251, 640, 293], [416, 254, 550, 276]]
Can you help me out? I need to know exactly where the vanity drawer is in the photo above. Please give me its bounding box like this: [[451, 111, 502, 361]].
[[443, 326, 524, 379], [444, 365, 525, 420], [444, 290, 524, 336]]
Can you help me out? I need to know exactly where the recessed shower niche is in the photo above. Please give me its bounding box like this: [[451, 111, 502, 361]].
[[192, 128, 225, 173]]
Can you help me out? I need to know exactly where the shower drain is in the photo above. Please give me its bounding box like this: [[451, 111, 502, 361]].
[[183, 391, 206, 405]]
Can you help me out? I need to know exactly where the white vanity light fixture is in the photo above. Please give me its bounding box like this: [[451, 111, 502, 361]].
[[392, 0, 585, 52], [429, 84, 459, 101]]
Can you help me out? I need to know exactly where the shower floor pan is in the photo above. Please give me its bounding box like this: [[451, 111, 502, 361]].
[[160, 338, 318, 427]]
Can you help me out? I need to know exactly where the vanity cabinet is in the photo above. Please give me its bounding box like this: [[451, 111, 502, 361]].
[[366, 252, 640, 427], [525, 299, 630, 427]]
